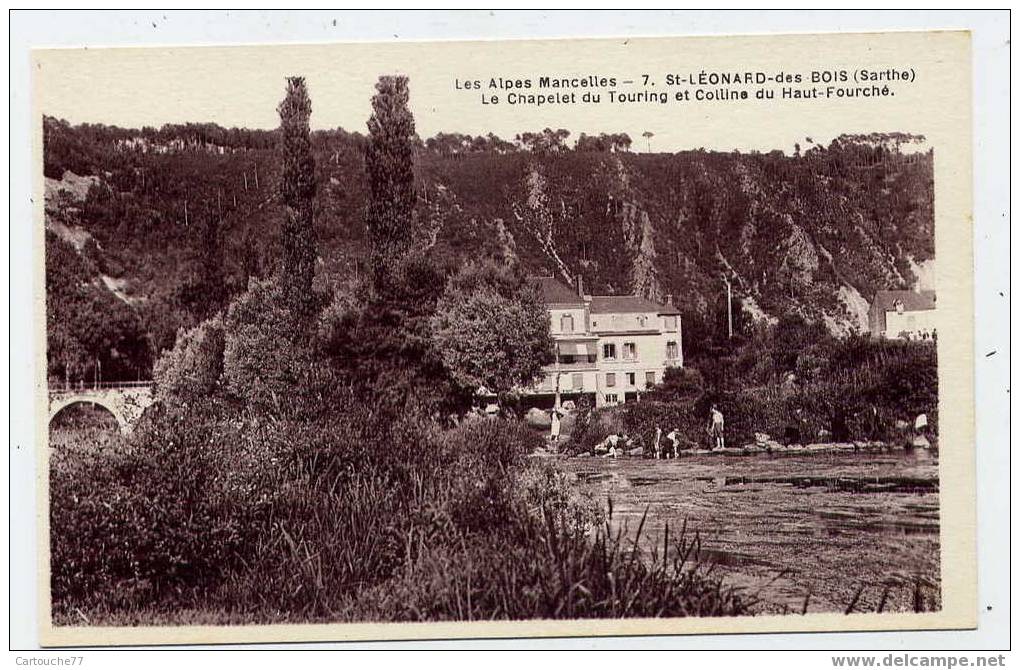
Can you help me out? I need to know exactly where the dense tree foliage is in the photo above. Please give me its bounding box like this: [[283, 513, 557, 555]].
[[221, 278, 332, 416], [430, 260, 554, 398], [278, 77, 318, 316], [45, 231, 150, 384], [574, 132, 632, 152], [365, 76, 417, 279], [424, 132, 516, 156], [515, 128, 571, 153], [320, 254, 464, 414]]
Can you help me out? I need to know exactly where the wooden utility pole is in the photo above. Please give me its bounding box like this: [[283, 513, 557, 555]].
[[722, 275, 733, 339]]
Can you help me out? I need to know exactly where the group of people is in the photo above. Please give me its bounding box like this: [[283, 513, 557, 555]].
[[554, 399, 932, 456], [588, 405, 727, 459], [653, 405, 726, 457], [594, 432, 632, 458]]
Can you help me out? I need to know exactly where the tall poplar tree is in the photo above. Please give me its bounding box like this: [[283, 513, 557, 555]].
[[277, 76, 317, 315], [365, 75, 416, 284]]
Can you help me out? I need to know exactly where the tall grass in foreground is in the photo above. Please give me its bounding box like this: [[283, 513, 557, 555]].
[[50, 408, 751, 625], [344, 505, 750, 621]]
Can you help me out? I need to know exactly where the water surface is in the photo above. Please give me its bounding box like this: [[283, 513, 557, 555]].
[[563, 449, 940, 614]]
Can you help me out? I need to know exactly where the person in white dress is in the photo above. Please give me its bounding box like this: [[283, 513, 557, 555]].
[[550, 409, 561, 443]]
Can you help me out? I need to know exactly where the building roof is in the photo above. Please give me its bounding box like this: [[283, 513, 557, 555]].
[[589, 294, 679, 315], [532, 276, 584, 306], [531, 275, 681, 314], [872, 290, 936, 312]]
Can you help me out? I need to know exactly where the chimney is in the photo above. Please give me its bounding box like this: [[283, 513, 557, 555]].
[[665, 293, 674, 307], [575, 274, 584, 298]]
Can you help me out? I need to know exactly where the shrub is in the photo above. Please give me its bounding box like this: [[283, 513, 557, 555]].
[[435, 418, 539, 533], [49, 397, 285, 616], [152, 315, 225, 403], [516, 461, 603, 532], [222, 278, 332, 417]]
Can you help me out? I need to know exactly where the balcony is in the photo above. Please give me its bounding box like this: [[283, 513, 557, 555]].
[[547, 358, 598, 371]]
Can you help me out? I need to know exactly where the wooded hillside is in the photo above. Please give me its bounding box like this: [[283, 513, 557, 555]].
[[42, 117, 933, 382]]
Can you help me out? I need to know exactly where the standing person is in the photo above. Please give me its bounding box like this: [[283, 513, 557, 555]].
[[653, 426, 663, 459], [666, 428, 680, 458], [550, 409, 561, 443], [864, 404, 880, 442], [708, 405, 725, 450]]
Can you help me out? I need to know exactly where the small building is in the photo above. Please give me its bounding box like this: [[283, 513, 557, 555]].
[[527, 276, 683, 408], [868, 290, 937, 340]]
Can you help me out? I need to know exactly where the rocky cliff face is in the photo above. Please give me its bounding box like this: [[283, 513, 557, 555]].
[[423, 143, 933, 335]]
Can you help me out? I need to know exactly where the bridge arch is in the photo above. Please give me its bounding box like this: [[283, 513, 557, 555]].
[[49, 397, 127, 433]]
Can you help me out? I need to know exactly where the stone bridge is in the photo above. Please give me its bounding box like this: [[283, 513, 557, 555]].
[[48, 382, 155, 434]]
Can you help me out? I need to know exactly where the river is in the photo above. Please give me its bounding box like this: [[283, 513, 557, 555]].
[[562, 448, 940, 614]]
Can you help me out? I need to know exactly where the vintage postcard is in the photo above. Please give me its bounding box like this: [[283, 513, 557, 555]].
[[33, 30, 974, 645]]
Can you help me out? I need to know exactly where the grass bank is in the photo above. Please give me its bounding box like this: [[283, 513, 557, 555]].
[[49, 409, 752, 625]]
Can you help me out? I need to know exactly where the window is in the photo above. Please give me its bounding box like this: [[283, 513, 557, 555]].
[[623, 342, 637, 360], [666, 341, 679, 361], [560, 313, 574, 333], [663, 315, 678, 332], [571, 373, 583, 391], [646, 371, 657, 388], [605, 373, 616, 388], [604, 393, 619, 404], [626, 372, 636, 386], [602, 343, 617, 360]]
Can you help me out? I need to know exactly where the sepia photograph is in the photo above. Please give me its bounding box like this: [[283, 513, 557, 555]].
[[28, 28, 978, 645]]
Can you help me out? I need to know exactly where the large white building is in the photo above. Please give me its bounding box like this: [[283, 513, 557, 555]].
[[868, 290, 937, 340], [527, 276, 683, 408]]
